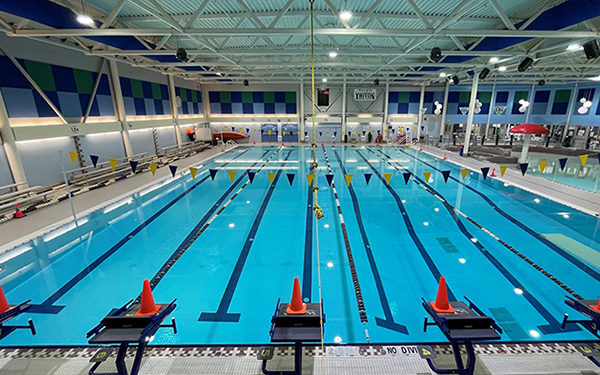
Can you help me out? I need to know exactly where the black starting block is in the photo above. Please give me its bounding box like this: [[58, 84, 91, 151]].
[[562, 296, 600, 367], [261, 299, 325, 375], [422, 297, 502, 375], [86, 299, 177, 375], [0, 301, 36, 341]]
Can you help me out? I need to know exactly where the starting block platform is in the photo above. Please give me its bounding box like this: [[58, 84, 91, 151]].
[[562, 296, 600, 367], [0, 300, 36, 341]]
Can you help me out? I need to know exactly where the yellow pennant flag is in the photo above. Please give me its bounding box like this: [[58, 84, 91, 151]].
[[423, 171, 431, 183], [580, 154, 588, 167], [344, 174, 353, 186], [268, 172, 276, 184], [384, 173, 392, 185], [370, 131, 373, 134], [499, 165, 508, 177], [356, 132, 359, 135], [268, 130, 271, 135], [224, 126, 228, 130], [239, 127, 242, 132], [538, 160, 548, 173], [109, 158, 118, 171], [149, 163, 158, 176], [228, 170, 237, 183], [384, 130, 388, 134], [254, 129, 257, 133], [283, 131, 286, 136], [69, 152, 78, 164], [461, 169, 469, 181], [326, 132, 330, 136], [306, 174, 314, 186], [189, 167, 198, 180]]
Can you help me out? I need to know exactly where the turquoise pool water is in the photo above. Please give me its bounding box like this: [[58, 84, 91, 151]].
[[524, 154, 600, 193], [0, 145, 599, 346]]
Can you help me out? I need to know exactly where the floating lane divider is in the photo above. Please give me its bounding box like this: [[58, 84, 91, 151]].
[[137, 146, 284, 301], [395, 146, 600, 285], [199, 149, 293, 322], [328, 147, 408, 334], [26, 148, 252, 314], [367, 147, 582, 334], [303, 160, 315, 302], [320, 146, 368, 325]]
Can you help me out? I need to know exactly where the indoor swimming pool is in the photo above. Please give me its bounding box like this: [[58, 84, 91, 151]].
[[0, 145, 599, 346], [524, 154, 600, 193]]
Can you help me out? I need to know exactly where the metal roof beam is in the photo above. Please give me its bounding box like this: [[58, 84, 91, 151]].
[[406, 0, 433, 29], [352, 0, 384, 30], [184, 0, 212, 28], [14, 28, 600, 38]]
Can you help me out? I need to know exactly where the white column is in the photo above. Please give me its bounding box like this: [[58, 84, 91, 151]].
[[0, 89, 28, 189], [463, 74, 479, 156], [417, 84, 425, 141], [525, 83, 535, 123], [299, 82, 305, 142], [108, 59, 133, 157], [439, 81, 450, 138], [201, 83, 210, 120], [484, 83, 496, 143], [520, 134, 531, 163], [168, 75, 182, 147], [341, 81, 347, 141], [382, 81, 390, 136], [561, 82, 579, 143]]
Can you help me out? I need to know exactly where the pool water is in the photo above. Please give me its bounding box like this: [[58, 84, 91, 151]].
[[524, 154, 600, 193], [0, 145, 599, 346]]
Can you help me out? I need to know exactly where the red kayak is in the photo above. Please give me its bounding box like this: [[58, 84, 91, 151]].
[[212, 131, 250, 141]]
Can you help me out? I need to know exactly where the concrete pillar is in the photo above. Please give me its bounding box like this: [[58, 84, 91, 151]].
[[484, 83, 496, 143], [108, 59, 133, 157], [341, 81, 347, 141], [562, 82, 578, 143], [417, 84, 425, 141], [525, 83, 535, 124], [439, 81, 450, 138], [168, 75, 182, 147], [299, 82, 305, 142], [0, 88, 28, 189], [463, 74, 479, 156], [382, 82, 390, 136]]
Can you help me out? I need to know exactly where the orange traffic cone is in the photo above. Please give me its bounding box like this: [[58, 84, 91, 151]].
[[376, 143, 379, 146], [0, 284, 11, 313], [590, 298, 600, 313], [286, 277, 307, 315], [443, 153, 447, 161], [282, 142, 285, 146], [135, 279, 161, 316], [14, 205, 24, 219], [430, 276, 455, 314], [321, 142, 324, 147], [419, 146, 423, 151], [491, 168, 497, 177], [253, 140, 256, 145]]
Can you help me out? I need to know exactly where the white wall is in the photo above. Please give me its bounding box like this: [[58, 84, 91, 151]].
[[78, 132, 127, 162], [0, 143, 14, 187], [16, 137, 78, 187], [129, 128, 156, 157]]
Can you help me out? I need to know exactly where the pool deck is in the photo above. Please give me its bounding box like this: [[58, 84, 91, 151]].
[[0, 342, 598, 374]]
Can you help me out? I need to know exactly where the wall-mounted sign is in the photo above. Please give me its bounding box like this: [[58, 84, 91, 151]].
[[354, 89, 377, 101]]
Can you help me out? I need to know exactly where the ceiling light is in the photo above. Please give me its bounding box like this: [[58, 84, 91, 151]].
[[498, 66, 507, 72], [322, 78, 328, 82], [439, 72, 446, 78], [216, 72, 222, 76], [489, 57, 499, 63], [329, 51, 338, 58], [339, 11, 352, 20], [76, 14, 94, 25], [590, 75, 600, 81], [567, 43, 582, 51]]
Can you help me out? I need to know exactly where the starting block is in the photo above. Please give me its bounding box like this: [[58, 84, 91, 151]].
[[0, 301, 36, 341], [86, 299, 177, 375], [562, 296, 600, 367], [422, 296, 502, 375]]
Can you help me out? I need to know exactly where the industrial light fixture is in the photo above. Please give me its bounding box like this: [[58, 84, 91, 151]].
[[451, 75, 460, 85], [439, 72, 446, 78], [478, 67, 490, 80], [590, 75, 600, 81], [339, 11, 352, 20], [322, 78, 328, 82], [430, 47, 442, 62], [498, 66, 507, 72], [76, 0, 93, 25], [518, 57, 534, 72], [374, 79, 379, 86], [329, 51, 338, 58], [243, 79, 249, 86], [216, 72, 222, 76], [489, 57, 499, 63], [176, 47, 188, 62], [538, 79, 546, 86], [567, 43, 582, 51]]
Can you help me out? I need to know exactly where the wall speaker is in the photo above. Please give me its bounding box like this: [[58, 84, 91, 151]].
[[451, 75, 460, 85], [431, 47, 442, 62], [243, 79, 249, 86], [176, 47, 188, 62], [317, 88, 330, 106], [583, 40, 600, 59], [538, 79, 546, 86], [478, 68, 490, 80], [518, 57, 534, 72]]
